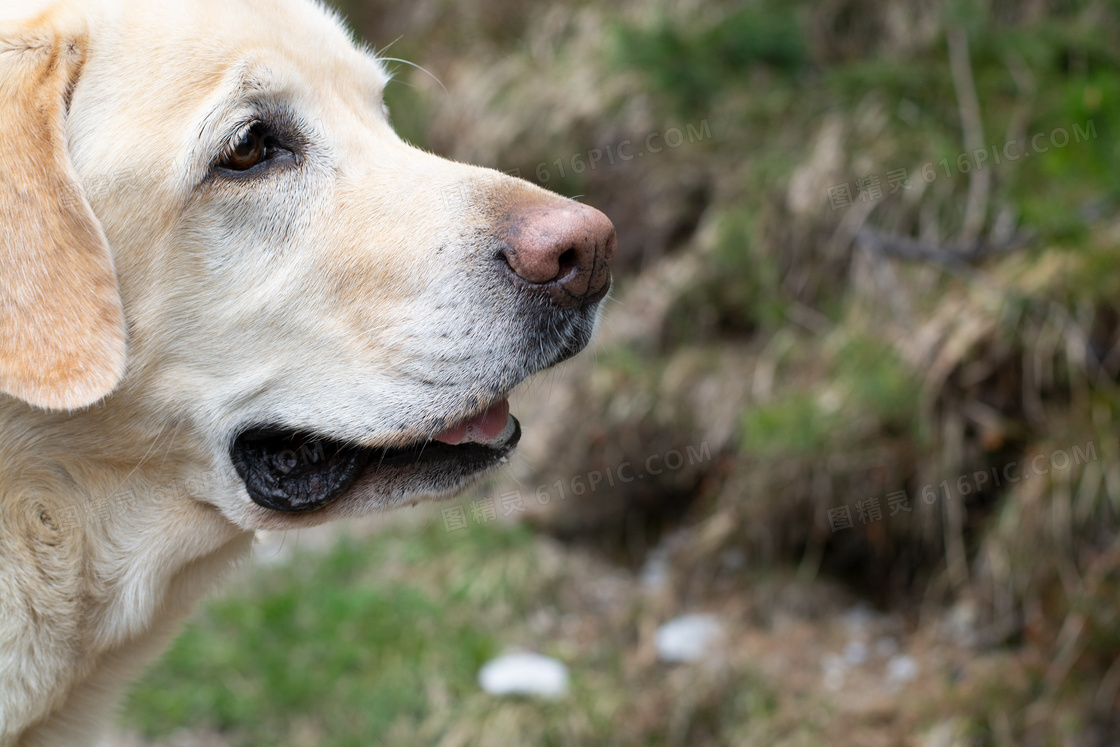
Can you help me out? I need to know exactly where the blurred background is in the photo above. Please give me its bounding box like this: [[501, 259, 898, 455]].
[[118, 0, 1120, 744]]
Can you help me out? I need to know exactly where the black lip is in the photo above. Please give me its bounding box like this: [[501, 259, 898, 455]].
[[230, 419, 521, 514]]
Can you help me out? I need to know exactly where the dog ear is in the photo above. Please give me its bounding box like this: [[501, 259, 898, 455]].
[[0, 29, 127, 411]]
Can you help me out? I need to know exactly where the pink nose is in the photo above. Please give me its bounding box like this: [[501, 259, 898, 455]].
[[500, 201, 617, 309]]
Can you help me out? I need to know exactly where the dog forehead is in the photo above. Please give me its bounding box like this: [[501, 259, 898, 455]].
[[56, 0, 389, 181], [108, 0, 386, 83], [2, 0, 387, 92]]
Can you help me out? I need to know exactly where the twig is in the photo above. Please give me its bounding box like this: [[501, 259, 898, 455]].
[[948, 27, 990, 242], [855, 228, 1033, 271]]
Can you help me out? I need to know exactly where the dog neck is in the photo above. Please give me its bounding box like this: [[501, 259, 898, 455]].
[[0, 400, 252, 747]]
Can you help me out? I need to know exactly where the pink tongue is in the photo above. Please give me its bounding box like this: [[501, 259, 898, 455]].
[[433, 399, 511, 445]]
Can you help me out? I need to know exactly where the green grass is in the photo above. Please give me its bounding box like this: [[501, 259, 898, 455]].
[[740, 333, 921, 457], [121, 521, 536, 745], [610, 5, 806, 113], [119, 517, 810, 747], [662, 210, 786, 345]]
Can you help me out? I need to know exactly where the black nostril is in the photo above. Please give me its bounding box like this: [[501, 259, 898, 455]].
[[556, 248, 579, 280]]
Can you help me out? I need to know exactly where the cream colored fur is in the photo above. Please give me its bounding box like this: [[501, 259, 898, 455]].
[[0, 0, 594, 743]]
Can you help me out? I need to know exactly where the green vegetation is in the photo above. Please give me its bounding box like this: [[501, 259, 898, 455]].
[[611, 6, 806, 111], [121, 521, 805, 746], [124, 524, 523, 744], [742, 334, 922, 457]]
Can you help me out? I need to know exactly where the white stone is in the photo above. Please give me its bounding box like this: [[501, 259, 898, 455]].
[[843, 640, 869, 665], [478, 653, 569, 699], [820, 653, 846, 691], [886, 654, 919, 685], [640, 548, 670, 593], [874, 636, 899, 658], [841, 602, 877, 634], [655, 614, 723, 663]]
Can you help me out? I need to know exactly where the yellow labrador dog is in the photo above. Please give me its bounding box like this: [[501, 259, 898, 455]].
[[0, 0, 615, 742]]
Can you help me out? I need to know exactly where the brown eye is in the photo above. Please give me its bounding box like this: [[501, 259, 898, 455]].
[[221, 125, 266, 171]]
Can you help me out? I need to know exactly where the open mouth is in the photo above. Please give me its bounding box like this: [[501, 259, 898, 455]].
[[230, 400, 520, 513]]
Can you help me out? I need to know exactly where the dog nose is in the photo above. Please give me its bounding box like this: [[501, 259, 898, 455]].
[[500, 201, 616, 309]]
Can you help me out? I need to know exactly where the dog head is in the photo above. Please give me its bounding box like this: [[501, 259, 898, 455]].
[[0, 0, 615, 529]]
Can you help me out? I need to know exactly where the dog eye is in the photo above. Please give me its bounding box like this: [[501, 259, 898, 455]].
[[218, 124, 287, 173]]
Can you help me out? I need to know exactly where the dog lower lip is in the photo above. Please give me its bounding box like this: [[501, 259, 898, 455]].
[[230, 429, 370, 513], [230, 420, 521, 513]]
